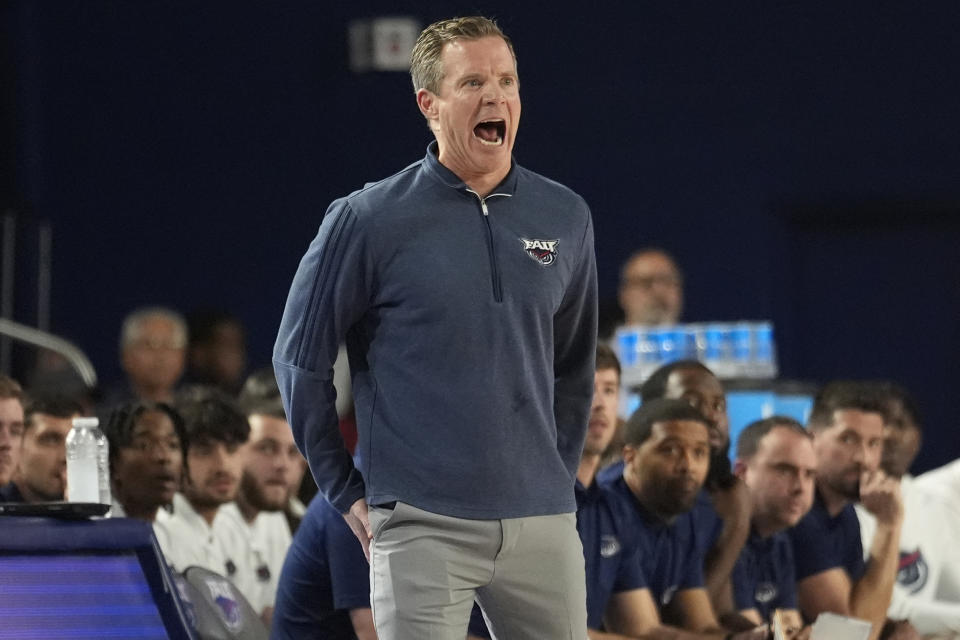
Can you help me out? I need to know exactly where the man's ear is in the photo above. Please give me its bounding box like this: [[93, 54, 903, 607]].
[[416, 88, 438, 120], [732, 458, 747, 478]]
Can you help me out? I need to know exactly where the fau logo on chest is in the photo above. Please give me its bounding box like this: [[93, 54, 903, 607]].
[[520, 238, 559, 266]]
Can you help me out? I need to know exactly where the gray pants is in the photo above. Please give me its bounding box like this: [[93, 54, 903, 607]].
[[368, 502, 588, 640]]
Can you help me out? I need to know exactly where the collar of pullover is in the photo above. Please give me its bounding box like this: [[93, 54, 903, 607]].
[[422, 140, 519, 196]]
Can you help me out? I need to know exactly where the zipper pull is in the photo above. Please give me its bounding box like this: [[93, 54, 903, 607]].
[[480, 199, 489, 215]]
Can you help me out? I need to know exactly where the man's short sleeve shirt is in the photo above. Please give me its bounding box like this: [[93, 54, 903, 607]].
[[788, 492, 865, 583], [732, 530, 797, 621], [576, 480, 646, 629], [607, 476, 704, 609], [272, 497, 370, 638], [691, 489, 724, 557]]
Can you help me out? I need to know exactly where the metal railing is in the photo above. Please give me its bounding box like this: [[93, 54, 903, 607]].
[[0, 317, 98, 388]]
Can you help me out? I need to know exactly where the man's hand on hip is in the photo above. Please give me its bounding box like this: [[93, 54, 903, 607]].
[[344, 498, 373, 561]]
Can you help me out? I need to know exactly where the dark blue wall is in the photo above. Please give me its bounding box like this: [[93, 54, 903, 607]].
[[5, 1, 959, 472]]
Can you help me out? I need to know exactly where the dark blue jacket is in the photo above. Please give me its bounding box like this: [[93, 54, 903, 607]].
[[274, 142, 597, 518]]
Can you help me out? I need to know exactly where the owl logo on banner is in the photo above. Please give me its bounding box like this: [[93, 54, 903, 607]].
[[205, 577, 243, 632], [897, 549, 929, 594], [520, 238, 559, 266]]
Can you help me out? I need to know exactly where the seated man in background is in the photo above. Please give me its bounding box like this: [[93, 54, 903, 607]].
[[578, 345, 647, 637], [601, 360, 752, 619], [858, 382, 960, 637], [3, 396, 83, 503], [603, 399, 767, 639], [239, 367, 310, 532], [217, 377, 301, 624], [104, 401, 185, 523], [732, 417, 816, 634], [601, 247, 684, 339], [618, 248, 684, 327], [0, 375, 26, 493], [153, 389, 249, 587], [184, 309, 248, 395], [107, 307, 188, 406], [789, 381, 903, 640]]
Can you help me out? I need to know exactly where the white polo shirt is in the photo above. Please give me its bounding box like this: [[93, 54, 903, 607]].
[[857, 475, 960, 635], [154, 493, 246, 583], [213, 502, 292, 614]]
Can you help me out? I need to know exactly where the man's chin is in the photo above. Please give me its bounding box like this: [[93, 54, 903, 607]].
[[656, 490, 698, 516], [189, 494, 231, 511], [582, 438, 610, 457], [830, 478, 861, 501], [249, 486, 288, 512]]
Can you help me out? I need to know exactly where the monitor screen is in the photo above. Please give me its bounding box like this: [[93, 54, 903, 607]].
[[0, 553, 171, 639], [0, 516, 192, 640]]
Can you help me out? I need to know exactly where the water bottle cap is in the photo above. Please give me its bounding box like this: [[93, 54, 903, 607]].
[[71, 417, 100, 429]]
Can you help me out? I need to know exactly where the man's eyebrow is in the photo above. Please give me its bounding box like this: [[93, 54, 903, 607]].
[[771, 461, 799, 470], [656, 435, 707, 446]]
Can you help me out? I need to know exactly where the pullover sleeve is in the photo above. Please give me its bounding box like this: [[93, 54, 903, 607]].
[[552, 209, 598, 479], [273, 199, 371, 513]]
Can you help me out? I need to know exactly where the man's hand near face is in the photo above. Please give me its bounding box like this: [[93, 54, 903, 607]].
[[859, 471, 903, 527]]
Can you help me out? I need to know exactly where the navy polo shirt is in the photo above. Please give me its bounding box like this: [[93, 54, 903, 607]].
[[607, 476, 705, 609], [788, 492, 866, 583], [600, 465, 724, 558], [272, 497, 370, 639], [577, 480, 646, 630], [692, 489, 724, 556], [596, 460, 624, 486], [732, 530, 797, 621]]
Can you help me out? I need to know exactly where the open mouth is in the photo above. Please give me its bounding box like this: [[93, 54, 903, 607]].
[[473, 119, 506, 146]]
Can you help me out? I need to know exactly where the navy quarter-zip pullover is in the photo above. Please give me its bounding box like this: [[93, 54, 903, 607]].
[[274, 142, 597, 519]]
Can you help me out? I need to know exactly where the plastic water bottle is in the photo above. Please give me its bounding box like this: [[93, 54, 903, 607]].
[[66, 417, 111, 504]]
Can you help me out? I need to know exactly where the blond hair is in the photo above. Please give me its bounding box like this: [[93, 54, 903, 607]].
[[410, 16, 516, 95]]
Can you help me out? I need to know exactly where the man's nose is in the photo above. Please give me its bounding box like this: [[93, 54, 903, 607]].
[[591, 393, 603, 412], [483, 88, 503, 104], [853, 442, 869, 463], [152, 444, 173, 464]]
